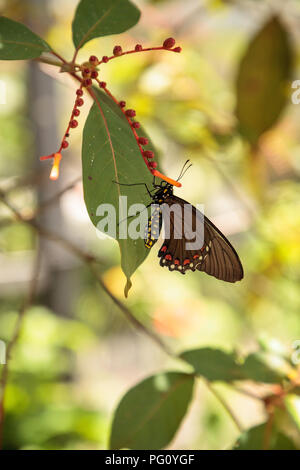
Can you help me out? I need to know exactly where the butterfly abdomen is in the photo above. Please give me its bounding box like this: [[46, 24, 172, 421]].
[[144, 206, 162, 249]]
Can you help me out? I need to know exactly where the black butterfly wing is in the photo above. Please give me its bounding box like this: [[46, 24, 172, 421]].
[[157, 195, 243, 282]]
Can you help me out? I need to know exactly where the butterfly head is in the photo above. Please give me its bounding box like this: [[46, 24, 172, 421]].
[[152, 180, 174, 203]]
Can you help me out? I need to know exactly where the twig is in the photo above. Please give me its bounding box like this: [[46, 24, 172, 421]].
[[88, 263, 173, 357], [0, 192, 103, 265], [36, 176, 81, 214], [97, 45, 181, 66], [0, 241, 41, 450]]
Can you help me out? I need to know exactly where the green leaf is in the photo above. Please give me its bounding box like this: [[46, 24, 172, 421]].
[[72, 0, 141, 50], [180, 347, 244, 382], [181, 348, 288, 384], [235, 423, 298, 450], [82, 88, 156, 294], [239, 352, 287, 384], [235, 16, 293, 145], [109, 372, 194, 450], [0, 16, 51, 60]]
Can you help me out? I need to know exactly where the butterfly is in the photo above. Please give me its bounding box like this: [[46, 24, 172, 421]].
[[143, 163, 244, 282]]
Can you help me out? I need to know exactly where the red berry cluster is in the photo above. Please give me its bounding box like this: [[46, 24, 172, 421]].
[[127, 109, 157, 171], [98, 81, 158, 172], [59, 86, 84, 151], [41, 38, 182, 182], [80, 55, 100, 86]]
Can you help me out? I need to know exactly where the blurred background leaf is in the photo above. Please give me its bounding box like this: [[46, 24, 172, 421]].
[[235, 422, 298, 450], [235, 16, 293, 146], [110, 372, 194, 449]]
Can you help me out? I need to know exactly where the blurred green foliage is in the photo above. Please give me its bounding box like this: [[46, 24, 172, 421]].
[[0, 0, 300, 450]]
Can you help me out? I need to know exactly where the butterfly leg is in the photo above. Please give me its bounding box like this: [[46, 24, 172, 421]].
[[112, 180, 152, 197]]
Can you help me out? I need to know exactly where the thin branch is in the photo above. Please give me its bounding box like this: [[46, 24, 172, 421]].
[[0, 240, 41, 450], [49, 49, 68, 64], [35, 176, 82, 214], [0, 192, 104, 265], [97, 45, 181, 66], [88, 263, 173, 356]]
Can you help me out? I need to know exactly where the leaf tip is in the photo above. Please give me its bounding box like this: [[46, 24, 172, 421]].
[[124, 278, 132, 297]]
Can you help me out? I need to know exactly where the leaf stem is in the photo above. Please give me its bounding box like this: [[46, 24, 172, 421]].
[[49, 49, 67, 64], [34, 56, 64, 68]]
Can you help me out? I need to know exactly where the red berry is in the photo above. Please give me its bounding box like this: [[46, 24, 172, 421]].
[[143, 150, 154, 159], [163, 37, 176, 49], [138, 137, 149, 145], [84, 78, 92, 87], [102, 56, 109, 63], [132, 121, 140, 129], [125, 109, 136, 117], [62, 140, 69, 149], [91, 70, 98, 79], [148, 161, 157, 168], [119, 100, 126, 108], [135, 44, 142, 51], [89, 55, 99, 64], [70, 119, 78, 128], [99, 81, 106, 88], [76, 98, 84, 107], [73, 109, 80, 117], [76, 89, 83, 96], [113, 45, 122, 56], [173, 47, 182, 53]]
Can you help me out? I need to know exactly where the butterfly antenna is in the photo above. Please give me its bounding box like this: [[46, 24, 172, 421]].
[[177, 160, 192, 181], [177, 159, 189, 180]]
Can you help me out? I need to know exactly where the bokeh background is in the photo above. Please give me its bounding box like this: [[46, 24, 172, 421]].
[[0, 0, 300, 450]]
